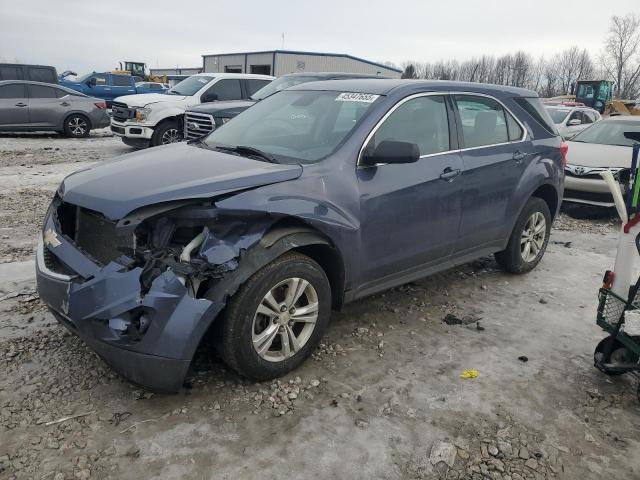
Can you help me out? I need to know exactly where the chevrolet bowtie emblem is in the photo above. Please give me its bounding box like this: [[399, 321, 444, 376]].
[[43, 228, 61, 248]]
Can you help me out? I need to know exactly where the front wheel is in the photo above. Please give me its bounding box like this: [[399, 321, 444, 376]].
[[64, 114, 90, 138], [150, 120, 182, 147], [218, 252, 332, 380], [495, 197, 551, 273]]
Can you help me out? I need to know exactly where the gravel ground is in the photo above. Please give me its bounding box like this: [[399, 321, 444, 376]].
[[0, 132, 639, 480]]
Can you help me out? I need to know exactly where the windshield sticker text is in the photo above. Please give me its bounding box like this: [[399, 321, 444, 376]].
[[335, 93, 380, 103]]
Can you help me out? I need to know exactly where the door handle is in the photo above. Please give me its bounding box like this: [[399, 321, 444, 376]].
[[60, 102, 70, 107], [15, 102, 27, 107], [439, 167, 461, 182], [512, 150, 531, 163]]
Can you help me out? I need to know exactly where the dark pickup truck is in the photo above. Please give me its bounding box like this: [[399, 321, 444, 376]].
[[183, 72, 384, 140]]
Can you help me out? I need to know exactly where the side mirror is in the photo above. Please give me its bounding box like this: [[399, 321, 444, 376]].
[[361, 140, 420, 166], [568, 118, 582, 126], [202, 92, 218, 103]]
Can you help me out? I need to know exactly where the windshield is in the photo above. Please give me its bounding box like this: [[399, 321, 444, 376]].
[[204, 90, 380, 164], [167, 76, 214, 96], [572, 120, 640, 147], [546, 108, 571, 124], [251, 76, 322, 101]]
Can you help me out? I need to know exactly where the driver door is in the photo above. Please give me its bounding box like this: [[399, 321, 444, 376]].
[[356, 94, 463, 287]]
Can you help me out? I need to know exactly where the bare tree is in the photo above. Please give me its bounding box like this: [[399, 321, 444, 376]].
[[600, 13, 640, 98], [555, 46, 595, 94]]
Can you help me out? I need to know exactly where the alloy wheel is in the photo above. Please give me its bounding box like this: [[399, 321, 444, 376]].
[[520, 211, 546, 263], [251, 277, 319, 362], [161, 128, 181, 144], [68, 117, 87, 136]]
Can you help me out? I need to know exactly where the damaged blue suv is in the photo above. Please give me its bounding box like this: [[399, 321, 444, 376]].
[[36, 79, 564, 392]]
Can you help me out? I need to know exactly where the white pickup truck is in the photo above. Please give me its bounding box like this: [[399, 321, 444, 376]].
[[110, 73, 273, 148]]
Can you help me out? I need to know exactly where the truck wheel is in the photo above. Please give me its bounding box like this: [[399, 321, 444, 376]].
[[495, 197, 551, 273], [218, 252, 331, 380], [63, 114, 90, 138], [151, 120, 182, 147]]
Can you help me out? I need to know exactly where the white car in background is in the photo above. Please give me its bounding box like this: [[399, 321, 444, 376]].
[[545, 105, 601, 139], [564, 117, 640, 206], [110, 73, 273, 148]]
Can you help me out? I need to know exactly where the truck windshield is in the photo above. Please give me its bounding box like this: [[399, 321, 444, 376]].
[[251, 76, 322, 101], [204, 90, 380, 164], [168, 76, 214, 96]]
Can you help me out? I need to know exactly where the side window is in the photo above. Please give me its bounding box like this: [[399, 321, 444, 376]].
[[506, 110, 524, 141], [55, 88, 69, 98], [28, 67, 55, 83], [92, 74, 108, 85], [112, 75, 131, 87], [454, 95, 509, 148], [568, 111, 582, 124], [207, 79, 242, 101], [150, 84, 161, 90], [246, 79, 270, 96], [0, 66, 22, 80], [582, 111, 595, 124], [368, 95, 450, 156], [0, 83, 26, 98], [29, 85, 57, 99]]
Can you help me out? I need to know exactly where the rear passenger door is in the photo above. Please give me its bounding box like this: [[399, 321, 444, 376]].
[[0, 83, 29, 127], [453, 94, 529, 254], [27, 84, 65, 127]]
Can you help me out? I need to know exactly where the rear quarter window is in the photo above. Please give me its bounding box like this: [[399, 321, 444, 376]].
[[514, 97, 558, 136], [0, 66, 22, 81]]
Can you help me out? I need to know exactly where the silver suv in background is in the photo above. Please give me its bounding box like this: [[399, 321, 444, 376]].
[[545, 104, 601, 139], [0, 80, 110, 137]]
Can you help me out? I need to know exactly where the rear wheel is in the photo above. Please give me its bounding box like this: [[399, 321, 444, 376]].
[[63, 114, 90, 138], [151, 120, 182, 147], [594, 337, 640, 375], [495, 197, 551, 273], [218, 252, 331, 380]]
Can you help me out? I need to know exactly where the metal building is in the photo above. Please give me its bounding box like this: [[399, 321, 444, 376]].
[[201, 50, 402, 78], [149, 67, 203, 77]]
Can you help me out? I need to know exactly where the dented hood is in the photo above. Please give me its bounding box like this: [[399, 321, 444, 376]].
[[115, 93, 186, 107], [59, 143, 302, 220]]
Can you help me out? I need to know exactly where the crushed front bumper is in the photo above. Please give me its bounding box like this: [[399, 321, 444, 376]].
[[35, 212, 222, 392]]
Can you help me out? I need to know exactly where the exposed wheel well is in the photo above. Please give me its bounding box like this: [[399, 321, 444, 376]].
[[263, 218, 346, 310], [531, 184, 559, 220]]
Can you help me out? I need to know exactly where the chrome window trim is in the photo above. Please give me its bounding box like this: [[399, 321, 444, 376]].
[[357, 90, 529, 167]]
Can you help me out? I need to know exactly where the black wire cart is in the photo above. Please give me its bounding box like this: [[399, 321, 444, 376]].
[[595, 269, 640, 400]]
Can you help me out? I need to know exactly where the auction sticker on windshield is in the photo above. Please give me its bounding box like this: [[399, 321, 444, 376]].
[[335, 93, 380, 103]]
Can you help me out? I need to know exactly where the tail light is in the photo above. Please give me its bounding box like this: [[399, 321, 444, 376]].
[[560, 142, 568, 168], [94, 101, 107, 110]]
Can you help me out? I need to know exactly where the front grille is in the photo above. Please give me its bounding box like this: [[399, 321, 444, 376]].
[[75, 209, 133, 265], [43, 246, 74, 276], [111, 101, 134, 123], [55, 202, 133, 265], [564, 189, 615, 204], [564, 171, 606, 181], [184, 112, 215, 140]]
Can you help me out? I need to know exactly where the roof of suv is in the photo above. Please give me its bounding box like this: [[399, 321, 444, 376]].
[[289, 79, 537, 97]]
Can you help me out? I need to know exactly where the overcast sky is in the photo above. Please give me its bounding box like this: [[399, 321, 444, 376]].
[[1, 0, 638, 74]]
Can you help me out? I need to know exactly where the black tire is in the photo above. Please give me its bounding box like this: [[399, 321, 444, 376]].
[[218, 252, 331, 380], [594, 337, 639, 376], [495, 197, 551, 273], [63, 114, 90, 138], [150, 119, 182, 147]]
